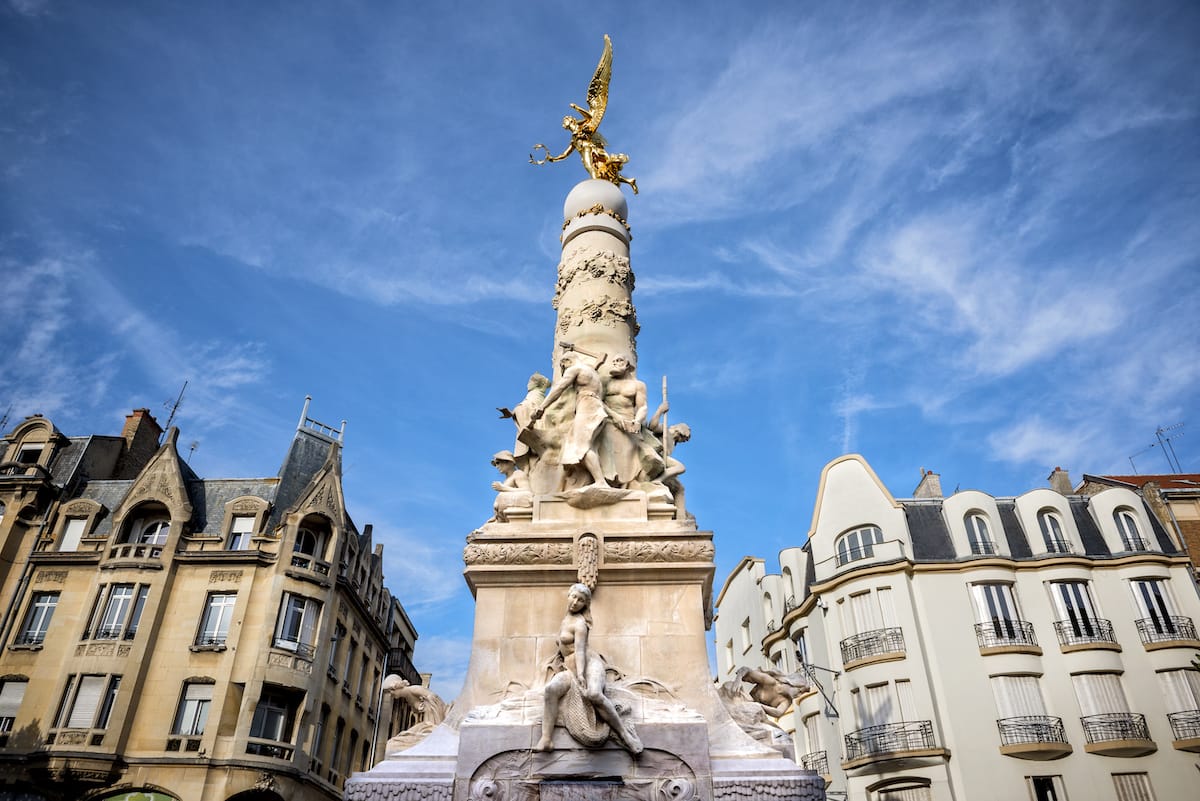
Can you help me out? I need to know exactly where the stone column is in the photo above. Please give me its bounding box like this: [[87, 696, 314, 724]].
[[552, 179, 638, 377]]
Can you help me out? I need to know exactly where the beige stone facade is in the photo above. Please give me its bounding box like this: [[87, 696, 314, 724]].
[[0, 405, 422, 801], [716, 455, 1200, 801]]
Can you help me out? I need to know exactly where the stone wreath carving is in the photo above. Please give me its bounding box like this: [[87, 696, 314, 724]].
[[553, 249, 635, 310], [463, 542, 574, 566], [603, 540, 714, 564]]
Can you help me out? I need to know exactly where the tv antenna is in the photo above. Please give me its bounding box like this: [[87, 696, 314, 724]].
[[1129, 423, 1185, 474], [162, 380, 189, 434]]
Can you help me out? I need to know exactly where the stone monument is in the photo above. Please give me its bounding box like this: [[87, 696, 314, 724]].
[[347, 35, 823, 801]]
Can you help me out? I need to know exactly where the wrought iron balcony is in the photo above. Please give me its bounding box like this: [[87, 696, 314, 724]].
[[107, 543, 163, 561], [1042, 537, 1073, 555], [784, 595, 798, 613], [272, 637, 315, 660], [1053, 617, 1116, 647], [975, 619, 1038, 649], [844, 720, 936, 762], [840, 627, 905, 665], [1080, 712, 1150, 744], [1168, 709, 1200, 741], [194, 634, 227, 648], [801, 750, 828, 774], [1135, 615, 1198, 645], [12, 630, 46, 646], [1119, 536, 1150, 552], [997, 716, 1068, 746], [290, 553, 331, 575], [969, 538, 997, 555]]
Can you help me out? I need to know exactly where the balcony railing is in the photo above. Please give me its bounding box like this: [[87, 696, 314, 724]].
[[107, 543, 162, 561], [1161, 709, 1200, 743], [784, 595, 798, 613], [290, 554, 331, 575], [800, 750, 828, 774], [1053, 617, 1116, 647], [844, 720, 936, 762], [194, 634, 227, 648], [1135, 615, 1198, 645], [272, 637, 315, 660], [245, 737, 295, 760], [1168, 709, 1200, 741], [840, 627, 905, 665], [969, 538, 997, 555], [1042, 537, 1073, 555], [1080, 713, 1151, 744], [388, 647, 422, 686], [997, 716, 1068, 746], [1120, 536, 1150, 552], [12, 631, 47, 646], [975, 619, 1038, 649]]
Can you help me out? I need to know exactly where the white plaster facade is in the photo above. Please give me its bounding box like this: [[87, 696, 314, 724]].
[[715, 454, 1200, 801]]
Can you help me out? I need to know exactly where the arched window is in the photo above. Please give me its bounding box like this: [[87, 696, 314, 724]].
[[836, 526, 884, 566], [1114, 509, 1147, 551], [964, 513, 995, 555], [138, 519, 170, 546], [292, 516, 332, 573], [1037, 509, 1070, 554], [763, 592, 774, 629]]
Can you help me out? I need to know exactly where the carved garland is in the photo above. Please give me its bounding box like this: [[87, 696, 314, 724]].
[[560, 202, 632, 236], [463, 542, 573, 566], [603, 540, 714, 564]]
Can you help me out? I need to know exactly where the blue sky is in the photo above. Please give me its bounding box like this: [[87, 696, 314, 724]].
[[2, 1, 1198, 697]]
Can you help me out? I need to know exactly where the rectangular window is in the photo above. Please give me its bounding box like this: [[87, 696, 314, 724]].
[[274, 593, 321, 658], [1049, 581, 1101, 637], [197, 592, 237, 647], [1072, 673, 1131, 716], [227, 514, 255, 550], [794, 629, 808, 668], [991, 675, 1048, 718], [249, 685, 300, 743], [87, 584, 150, 641], [1157, 668, 1200, 713], [1112, 773, 1155, 801], [343, 639, 358, 685], [57, 674, 121, 729], [16, 591, 58, 645], [0, 679, 27, 734], [16, 444, 42, 464], [740, 618, 751, 652], [1028, 776, 1067, 801], [328, 622, 346, 675], [60, 518, 87, 552], [1131, 579, 1178, 634], [173, 682, 213, 736]]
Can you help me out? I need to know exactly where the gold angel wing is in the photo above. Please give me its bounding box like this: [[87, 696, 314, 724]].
[[583, 34, 613, 133]]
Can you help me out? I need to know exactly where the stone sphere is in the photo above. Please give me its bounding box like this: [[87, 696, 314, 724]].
[[563, 179, 629, 223]]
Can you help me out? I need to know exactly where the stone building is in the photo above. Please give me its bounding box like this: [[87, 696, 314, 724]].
[[715, 456, 1200, 801], [0, 401, 423, 801]]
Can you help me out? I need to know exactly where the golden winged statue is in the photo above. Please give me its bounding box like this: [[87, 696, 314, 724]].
[[530, 34, 638, 194]]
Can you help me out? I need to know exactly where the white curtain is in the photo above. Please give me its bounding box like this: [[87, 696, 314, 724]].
[[1157, 669, 1200, 713], [991, 675, 1047, 717], [803, 713, 821, 753], [1112, 773, 1155, 801], [848, 591, 881, 634], [60, 518, 86, 552], [1072, 673, 1130, 716]]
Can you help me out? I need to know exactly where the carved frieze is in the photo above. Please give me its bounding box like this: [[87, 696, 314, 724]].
[[603, 540, 714, 564], [85, 642, 116, 657], [231, 498, 262, 512], [209, 569, 243, 583], [63, 500, 97, 515], [35, 570, 67, 584], [555, 296, 640, 335], [55, 730, 88, 746], [463, 542, 573, 566], [560, 203, 632, 237]]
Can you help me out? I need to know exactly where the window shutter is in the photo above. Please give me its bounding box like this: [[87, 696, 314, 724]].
[[0, 681, 26, 719], [991, 676, 1047, 718], [1072, 674, 1130, 716], [60, 519, 86, 552], [1157, 669, 1200, 713], [67, 676, 105, 728]]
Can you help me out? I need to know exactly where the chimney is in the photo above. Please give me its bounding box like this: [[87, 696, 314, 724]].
[[913, 468, 943, 498], [114, 408, 164, 479], [1048, 466, 1072, 495]]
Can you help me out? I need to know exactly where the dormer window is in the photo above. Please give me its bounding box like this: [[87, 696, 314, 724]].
[[137, 519, 170, 546], [1037, 510, 1071, 554], [1114, 509, 1148, 551], [836, 526, 884, 566], [228, 515, 255, 550], [16, 444, 42, 464], [965, 513, 995, 555]]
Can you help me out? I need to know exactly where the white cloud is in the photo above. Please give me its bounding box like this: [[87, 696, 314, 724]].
[[413, 634, 473, 701]]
